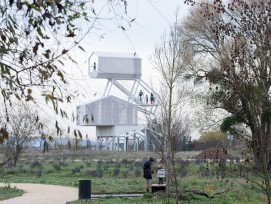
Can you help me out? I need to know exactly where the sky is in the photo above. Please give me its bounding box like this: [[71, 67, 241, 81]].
[[54, 0, 194, 140], [67, 0, 191, 96]]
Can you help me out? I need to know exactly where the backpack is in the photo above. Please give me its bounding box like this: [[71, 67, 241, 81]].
[[143, 161, 149, 170]]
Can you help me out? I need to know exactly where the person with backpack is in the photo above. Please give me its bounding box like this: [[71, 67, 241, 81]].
[[139, 90, 143, 102], [143, 157, 154, 193]]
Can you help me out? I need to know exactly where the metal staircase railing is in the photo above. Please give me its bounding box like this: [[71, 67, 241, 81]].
[[112, 80, 141, 104]]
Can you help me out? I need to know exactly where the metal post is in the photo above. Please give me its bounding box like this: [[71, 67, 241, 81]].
[[133, 133, 136, 151], [96, 136, 99, 150], [112, 136, 115, 151], [106, 137, 109, 150], [117, 137, 119, 151], [144, 127, 148, 151]]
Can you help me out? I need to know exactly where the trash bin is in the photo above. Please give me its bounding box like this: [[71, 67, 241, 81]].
[[78, 179, 91, 199]]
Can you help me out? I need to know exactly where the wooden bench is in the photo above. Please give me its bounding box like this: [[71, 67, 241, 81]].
[[151, 184, 166, 193]]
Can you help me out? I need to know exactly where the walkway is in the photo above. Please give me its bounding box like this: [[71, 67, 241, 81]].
[[0, 183, 77, 204], [0, 183, 143, 204]]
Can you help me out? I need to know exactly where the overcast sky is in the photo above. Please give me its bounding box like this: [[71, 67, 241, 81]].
[[67, 0, 191, 102], [54, 0, 193, 140]]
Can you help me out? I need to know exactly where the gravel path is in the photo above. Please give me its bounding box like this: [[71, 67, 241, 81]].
[[0, 183, 78, 204]]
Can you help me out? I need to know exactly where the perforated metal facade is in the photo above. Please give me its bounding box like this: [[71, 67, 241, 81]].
[[88, 52, 142, 79], [76, 95, 137, 126]]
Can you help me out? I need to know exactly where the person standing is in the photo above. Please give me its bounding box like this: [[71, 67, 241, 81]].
[[145, 94, 148, 104], [139, 90, 143, 102], [143, 157, 154, 193], [150, 93, 155, 104], [157, 163, 165, 184]]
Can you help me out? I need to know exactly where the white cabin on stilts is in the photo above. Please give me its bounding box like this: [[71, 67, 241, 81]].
[[76, 51, 161, 151]]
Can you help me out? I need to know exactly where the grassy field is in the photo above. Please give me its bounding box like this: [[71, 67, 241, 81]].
[[0, 148, 268, 203]]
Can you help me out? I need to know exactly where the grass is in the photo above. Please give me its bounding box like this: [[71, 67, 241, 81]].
[[0, 148, 269, 203], [0, 184, 24, 201], [68, 194, 175, 204]]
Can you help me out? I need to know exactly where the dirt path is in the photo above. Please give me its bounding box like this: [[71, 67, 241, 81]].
[[0, 183, 78, 204]]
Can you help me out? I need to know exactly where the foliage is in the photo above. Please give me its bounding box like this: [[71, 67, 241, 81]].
[[183, 1, 271, 202], [198, 130, 227, 150], [0, 0, 134, 143]]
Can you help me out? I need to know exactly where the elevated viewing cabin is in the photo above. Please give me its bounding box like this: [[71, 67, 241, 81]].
[[76, 51, 160, 151], [76, 95, 137, 127], [88, 52, 142, 79]]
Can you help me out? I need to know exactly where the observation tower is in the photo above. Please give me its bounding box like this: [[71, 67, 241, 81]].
[[76, 52, 160, 151]]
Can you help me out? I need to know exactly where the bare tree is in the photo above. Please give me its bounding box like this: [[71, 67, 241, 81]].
[[0, 102, 43, 167], [149, 9, 192, 198], [183, 0, 271, 202]]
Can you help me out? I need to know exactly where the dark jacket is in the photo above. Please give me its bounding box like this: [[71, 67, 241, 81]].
[[143, 161, 153, 179]]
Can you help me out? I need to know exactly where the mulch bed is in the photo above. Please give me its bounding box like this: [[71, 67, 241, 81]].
[[192, 148, 236, 160]]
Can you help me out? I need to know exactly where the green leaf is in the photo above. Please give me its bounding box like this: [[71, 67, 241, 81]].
[[78, 130, 82, 139], [0, 127, 9, 145], [62, 49, 68, 54], [78, 46, 85, 52], [57, 70, 65, 81]]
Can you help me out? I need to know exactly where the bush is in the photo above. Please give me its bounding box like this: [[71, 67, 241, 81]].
[[134, 168, 141, 177], [5, 168, 17, 175], [103, 164, 109, 171], [112, 167, 120, 177], [128, 164, 134, 171], [134, 161, 142, 167], [121, 159, 128, 165], [35, 169, 43, 178], [31, 161, 42, 168], [122, 170, 128, 178], [97, 160, 103, 168], [45, 168, 55, 174], [114, 162, 121, 168], [97, 170, 104, 178], [71, 167, 81, 174], [52, 162, 61, 171], [84, 169, 97, 177], [17, 164, 28, 174]]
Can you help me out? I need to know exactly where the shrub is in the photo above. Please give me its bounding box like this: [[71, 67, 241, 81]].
[[35, 169, 43, 178], [5, 168, 17, 175], [52, 162, 61, 171], [31, 161, 41, 168], [97, 160, 103, 168], [59, 161, 68, 167], [122, 170, 128, 178], [71, 167, 81, 174], [85, 162, 92, 167], [134, 168, 141, 177], [112, 167, 120, 177], [17, 164, 28, 174], [121, 159, 128, 165], [45, 168, 55, 174], [84, 169, 97, 177], [114, 162, 121, 168], [97, 170, 104, 178], [134, 161, 141, 167], [103, 164, 109, 171], [128, 164, 134, 171]]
